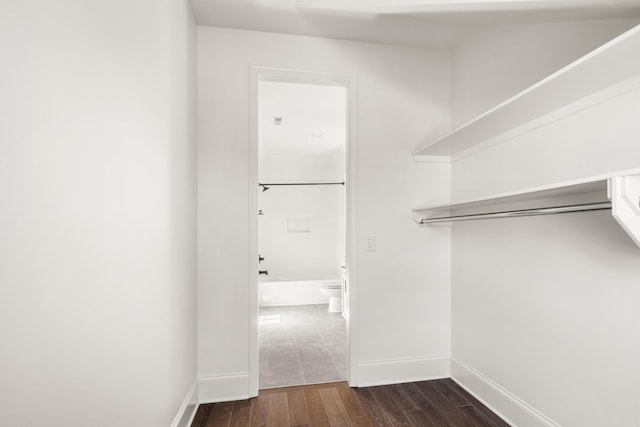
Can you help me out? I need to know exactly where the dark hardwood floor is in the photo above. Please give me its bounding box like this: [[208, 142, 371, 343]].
[[191, 379, 510, 427]]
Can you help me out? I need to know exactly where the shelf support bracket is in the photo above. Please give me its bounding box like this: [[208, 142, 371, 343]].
[[610, 176, 640, 248]]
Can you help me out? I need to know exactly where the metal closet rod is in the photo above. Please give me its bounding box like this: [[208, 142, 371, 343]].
[[259, 181, 344, 191], [417, 201, 612, 225]]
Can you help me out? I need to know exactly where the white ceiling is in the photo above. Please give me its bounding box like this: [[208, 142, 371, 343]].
[[259, 81, 346, 157], [189, 0, 471, 48], [189, 0, 640, 48]]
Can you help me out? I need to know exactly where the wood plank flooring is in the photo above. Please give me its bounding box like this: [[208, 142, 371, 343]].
[[191, 379, 511, 427]]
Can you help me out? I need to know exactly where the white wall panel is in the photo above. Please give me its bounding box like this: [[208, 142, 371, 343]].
[[0, 1, 198, 426], [197, 27, 452, 388], [450, 19, 640, 427]]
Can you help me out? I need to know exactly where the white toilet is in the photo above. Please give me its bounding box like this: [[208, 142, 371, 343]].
[[320, 279, 342, 313]]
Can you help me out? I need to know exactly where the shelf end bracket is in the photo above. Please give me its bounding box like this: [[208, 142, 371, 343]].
[[610, 175, 640, 248]]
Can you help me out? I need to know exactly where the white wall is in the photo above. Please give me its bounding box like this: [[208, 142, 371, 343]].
[[198, 27, 452, 396], [450, 20, 640, 426], [259, 129, 344, 281], [452, 19, 640, 127], [259, 151, 343, 182], [0, 1, 198, 426], [259, 183, 343, 281]]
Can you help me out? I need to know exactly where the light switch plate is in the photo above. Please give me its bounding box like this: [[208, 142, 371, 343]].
[[366, 235, 376, 252]]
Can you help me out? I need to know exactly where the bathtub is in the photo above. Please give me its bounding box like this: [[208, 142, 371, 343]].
[[259, 277, 339, 307]]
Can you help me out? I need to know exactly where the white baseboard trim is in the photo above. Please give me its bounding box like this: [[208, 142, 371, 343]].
[[198, 372, 250, 403], [170, 379, 199, 427], [354, 354, 450, 387], [451, 356, 559, 427]]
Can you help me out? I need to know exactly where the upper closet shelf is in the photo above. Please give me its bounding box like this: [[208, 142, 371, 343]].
[[413, 24, 640, 163]]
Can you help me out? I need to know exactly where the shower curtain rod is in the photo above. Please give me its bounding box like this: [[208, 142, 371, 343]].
[[416, 201, 612, 225], [259, 181, 345, 191]]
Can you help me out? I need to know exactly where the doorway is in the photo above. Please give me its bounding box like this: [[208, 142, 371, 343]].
[[249, 69, 354, 394]]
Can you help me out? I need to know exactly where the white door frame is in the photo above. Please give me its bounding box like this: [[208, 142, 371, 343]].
[[248, 66, 358, 396]]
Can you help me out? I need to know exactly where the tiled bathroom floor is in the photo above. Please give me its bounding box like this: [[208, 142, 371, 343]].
[[259, 304, 346, 389]]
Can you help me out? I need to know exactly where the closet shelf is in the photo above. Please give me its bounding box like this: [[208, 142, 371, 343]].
[[413, 24, 640, 163], [412, 180, 607, 214], [413, 170, 640, 248]]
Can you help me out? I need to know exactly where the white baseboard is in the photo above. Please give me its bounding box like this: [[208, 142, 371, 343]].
[[451, 356, 559, 427], [198, 372, 250, 403], [170, 379, 199, 427], [355, 354, 450, 387]]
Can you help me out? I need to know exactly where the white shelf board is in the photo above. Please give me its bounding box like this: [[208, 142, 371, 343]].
[[413, 170, 640, 249], [413, 168, 640, 213], [412, 179, 608, 214], [412, 24, 640, 161]]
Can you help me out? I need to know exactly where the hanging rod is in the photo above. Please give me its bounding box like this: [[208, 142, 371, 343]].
[[416, 201, 612, 225], [259, 182, 344, 192]]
